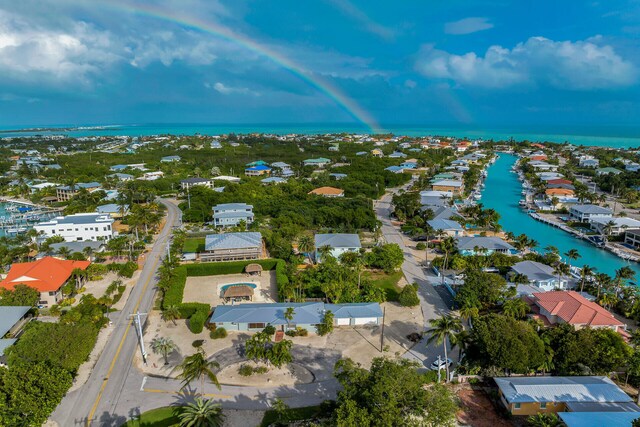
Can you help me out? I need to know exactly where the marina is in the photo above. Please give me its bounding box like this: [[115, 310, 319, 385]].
[[480, 153, 640, 278], [0, 199, 61, 237]]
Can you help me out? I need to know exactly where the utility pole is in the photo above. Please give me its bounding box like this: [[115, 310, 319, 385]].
[[130, 312, 148, 364], [380, 306, 386, 352], [187, 187, 191, 209]]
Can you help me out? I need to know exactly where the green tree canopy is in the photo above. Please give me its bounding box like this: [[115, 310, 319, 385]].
[[455, 270, 507, 311], [0, 284, 39, 307]]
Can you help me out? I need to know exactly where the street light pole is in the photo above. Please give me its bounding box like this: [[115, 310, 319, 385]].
[[130, 312, 148, 364]]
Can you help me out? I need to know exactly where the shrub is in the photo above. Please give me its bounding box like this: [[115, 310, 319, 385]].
[[185, 259, 278, 276], [238, 364, 254, 376], [416, 242, 426, 250], [398, 283, 420, 307], [263, 324, 276, 335], [161, 266, 187, 309], [255, 366, 268, 374], [192, 339, 204, 348], [189, 310, 207, 334], [285, 327, 308, 337], [178, 302, 210, 319], [317, 311, 334, 336], [210, 327, 227, 339]]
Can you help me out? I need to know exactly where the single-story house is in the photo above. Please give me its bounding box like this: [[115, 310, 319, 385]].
[[429, 206, 464, 221], [201, 232, 263, 262], [209, 302, 383, 331], [591, 217, 640, 236], [529, 161, 558, 171], [432, 179, 464, 196], [261, 177, 287, 185], [560, 411, 640, 427], [456, 236, 517, 255], [160, 155, 181, 163], [596, 167, 622, 176], [49, 240, 105, 258], [303, 158, 331, 168], [315, 233, 361, 261], [308, 186, 344, 197], [537, 172, 565, 181], [495, 376, 633, 416], [545, 188, 574, 197], [427, 219, 464, 237], [511, 261, 567, 291], [96, 203, 129, 218], [569, 204, 613, 223], [388, 151, 407, 158], [245, 165, 272, 176]]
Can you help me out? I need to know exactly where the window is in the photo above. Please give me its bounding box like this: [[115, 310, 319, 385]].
[[514, 403, 521, 410], [540, 402, 547, 409], [49, 292, 56, 296], [248, 323, 265, 329]]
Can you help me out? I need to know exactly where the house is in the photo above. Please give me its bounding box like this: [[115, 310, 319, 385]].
[[626, 163, 640, 172], [180, 177, 213, 190], [270, 162, 290, 169], [529, 161, 558, 171], [0, 306, 32, 363], [371, 149, 383, 157], [545, 188, 574, 197], [569, 204, 613, 223], [511, 261, 567, 291], [140, 171, 164, 181], [432, 179, 464, 196], [560, 412, 640, 427], [537, 172, 565, 181], [385, 166, 405, 174], [456, 236, 517, 255], [0, 257, 90, 307], [547, 179, 573, 186], [212, 203, 254, 227], [308, 186, 344, 197], [624, 229, 640, 249], [107, 173, 134, 182], [246, 160, 268, 167], [388, 151, 407, 159], [109, 163, 146, 171], [399, 161, 417, 169], [303, 157, 331, 168], [430, 207, 463, 221], [426, 219, 464, 237], [212, 175, 241, 184], [315, 233, 361, 261], [495, 376, 633, 416], [210, 141, 222, 149], [56, 182, 101, 202], [245, 165, 272, 176], [579, 158, 600, 168], [96, 203, 129, 218], [261, 177, 287, 185], [596, 167, 622, 176], [201, 232, 263, 262], [591, 217, 640, 236], [528, 291, 624, 331], [35, 213, 115, 242], [209, 302, 383, 331], [329, 173, 347, 180], [160, 155, 181, 163]]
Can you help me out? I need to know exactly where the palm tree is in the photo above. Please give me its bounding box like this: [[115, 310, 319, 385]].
[[426, 314, 462, 382], [297, 234, 314, 264], [176, 397, 225, 427], [502, 298, 529, 319], [564, 249, 580, 272], [162, 305, 181, 326], [284, 307, 295, 331], [439, 236, 457, 284], [598, 292, 618, 310], [614, 266, 636, 297], [70, 267, 87, 290], [526, 412, 561, 427], [579, 265, 595, 293], [595, 272, 612, 299], [317, 245, 333, 263], [57, 246, 72, 259], [602, 220, 617, 240], [151, 337, 178, 365], [553, 262, 570, 289], [178, 348, 221, 394]]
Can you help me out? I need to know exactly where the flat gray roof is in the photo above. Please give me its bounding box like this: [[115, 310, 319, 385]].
[[0, 306, 30, 337], [205, 232, 262, 251], [315, 233, 361, 249]]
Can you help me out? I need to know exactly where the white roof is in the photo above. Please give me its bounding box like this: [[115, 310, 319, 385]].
[[432, 179, 463, 187], [591, 217, 640, 228]]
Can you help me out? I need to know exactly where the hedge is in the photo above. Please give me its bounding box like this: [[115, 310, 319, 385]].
[[179, 302, 210, 319], [161, 266, 187, 310], [189, 310, 207, 334], [185, 259, 279, 276]]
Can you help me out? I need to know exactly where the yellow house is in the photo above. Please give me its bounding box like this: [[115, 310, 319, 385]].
[[371, 149, 383, 157], [495, 376, 635, 416]]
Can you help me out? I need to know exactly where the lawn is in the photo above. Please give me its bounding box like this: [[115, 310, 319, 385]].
[[367, 270, 403, 301], [183, 237, 205, 253], [260, 405, 324, 427], [121, 406, 179, 427]]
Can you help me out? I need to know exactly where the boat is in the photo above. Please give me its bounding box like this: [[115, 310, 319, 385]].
[[519, 199, 527, 206]]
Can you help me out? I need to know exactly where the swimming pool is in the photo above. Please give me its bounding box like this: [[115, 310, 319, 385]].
[[220, 283, 257, 292]]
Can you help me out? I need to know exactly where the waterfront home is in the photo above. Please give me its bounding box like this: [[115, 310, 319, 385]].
[[209, 302, 383, 331], [596, 167, 622, 176], [56, 182, 101, 202], [212, 203, 254, 227], [107, 173, 134, 182], [511, 261, 567, 291], [545, 188, 574, 198], [35, 213, 115, 242], [245, 165, 272, 176], [315, 233, 361, 261], [624, 229, 640, 249], [201, 232, 263, 262], [303, 157, 331, 168], [0, 257, 90, 307], [547, 178, 573, 186], [96, 203, 129, 218], [180, 177, 213, 190], [537, 172, 565, 181], [569, 204, 613, 223], [591, 217, 640, 236], [432, 179, 464, 196], [430, 206, 463, 221], [49, 241, 105, 258], [527, 291, 624, 332], [308, 186, 344, 197], [160, 155, 181, 163], [529, 161, 559, 171], [495, 376, 633, 416], [28, 182, 58, 193], [261, 177, 287, 185], [546, 182, 575, 191], [427, 219, 464, 237], [455, 236, 517, 255], [0, 306, 32, 362]]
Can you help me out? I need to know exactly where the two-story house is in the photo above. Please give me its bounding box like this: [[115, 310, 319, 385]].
[[212, 203, 254, 227]]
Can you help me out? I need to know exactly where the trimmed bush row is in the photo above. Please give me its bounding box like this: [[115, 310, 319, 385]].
[[189, 310, 208, 334], [184, 259, 279, 276], [161, 266, 188, 310]]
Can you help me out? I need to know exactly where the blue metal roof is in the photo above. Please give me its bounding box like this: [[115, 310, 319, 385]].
[[325, 303, 383, 318], [559, 411, 640, 427], [427, 219, 463, 231], [246, 165, 271, 171]]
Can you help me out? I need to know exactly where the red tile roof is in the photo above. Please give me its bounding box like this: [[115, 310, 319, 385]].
[[547, 179, 573, 185], [0, 257, 90, 293], [532, 291, 623, 328]]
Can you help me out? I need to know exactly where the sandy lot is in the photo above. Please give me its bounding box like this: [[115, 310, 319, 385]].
[[182, 271, 277, 306], [217, 361, 314, 387]]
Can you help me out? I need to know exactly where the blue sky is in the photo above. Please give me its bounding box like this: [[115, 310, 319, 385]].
[[1, 0, 639, 131]]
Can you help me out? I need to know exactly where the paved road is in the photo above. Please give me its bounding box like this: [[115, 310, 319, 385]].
[[374, 182, 454, 367], [51, 199, 182, 427]]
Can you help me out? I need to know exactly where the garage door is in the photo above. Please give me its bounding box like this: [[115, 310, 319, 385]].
[[354, 317, 378, 325], [336, 318, 350, 326]]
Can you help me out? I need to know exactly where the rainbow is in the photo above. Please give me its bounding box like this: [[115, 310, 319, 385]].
[[93, 0, 383, 133]]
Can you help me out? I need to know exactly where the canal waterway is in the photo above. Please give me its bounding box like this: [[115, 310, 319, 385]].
[[480, 153, 640, 279]]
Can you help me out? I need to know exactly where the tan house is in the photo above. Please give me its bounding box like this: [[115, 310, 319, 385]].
[[431, 179, 464, 196], [308, 186, 344, 197]]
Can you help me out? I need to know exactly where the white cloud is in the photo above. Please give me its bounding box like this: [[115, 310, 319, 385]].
[[206, 82, 259, 96], [0, 10, 121, 84], [444, 17, 493, 35], [129, 31, 221, 68], [415, 36, 637, 89], [404, 79, 417, 89]]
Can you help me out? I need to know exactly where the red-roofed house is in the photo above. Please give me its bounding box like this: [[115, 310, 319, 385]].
[[528, 291, 624, 332], [0, 257, 90, 307], [547, 179, 573, 186]]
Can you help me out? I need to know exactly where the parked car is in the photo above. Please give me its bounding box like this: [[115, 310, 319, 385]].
[[430, 357, 452, 371]]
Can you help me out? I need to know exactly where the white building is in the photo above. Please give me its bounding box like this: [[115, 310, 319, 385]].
[[314, 233, 361, 262], [140, 171, 164, 181], [569, 205, 613, 223], [35, 213, 115, 242], [212, 203, 254, 227], [180, 177, 213, 190], [591, 217, 640, 236]]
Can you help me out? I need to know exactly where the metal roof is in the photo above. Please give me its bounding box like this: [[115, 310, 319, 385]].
[[205, 232, 262, 251], [246, 165, 271, 171], [570, 204, 613, 214], [213, 211, 254, 220], [495, 376, 632, 404], [325, 303, 383, 319], [432, 179, 464, 187], [48, 213, 113, 225], [512, 261, 555, 282], [181, 177, 212, 184], [559, 411, 640, 427], [0, 306, 30, 337], [315, 233, 361, 249], [565, 401, 640, 412], [456, 236, 515, 251], [212, 203, 253, 211], [0, 339, 17, 357], [427, 219, 463, 231]]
